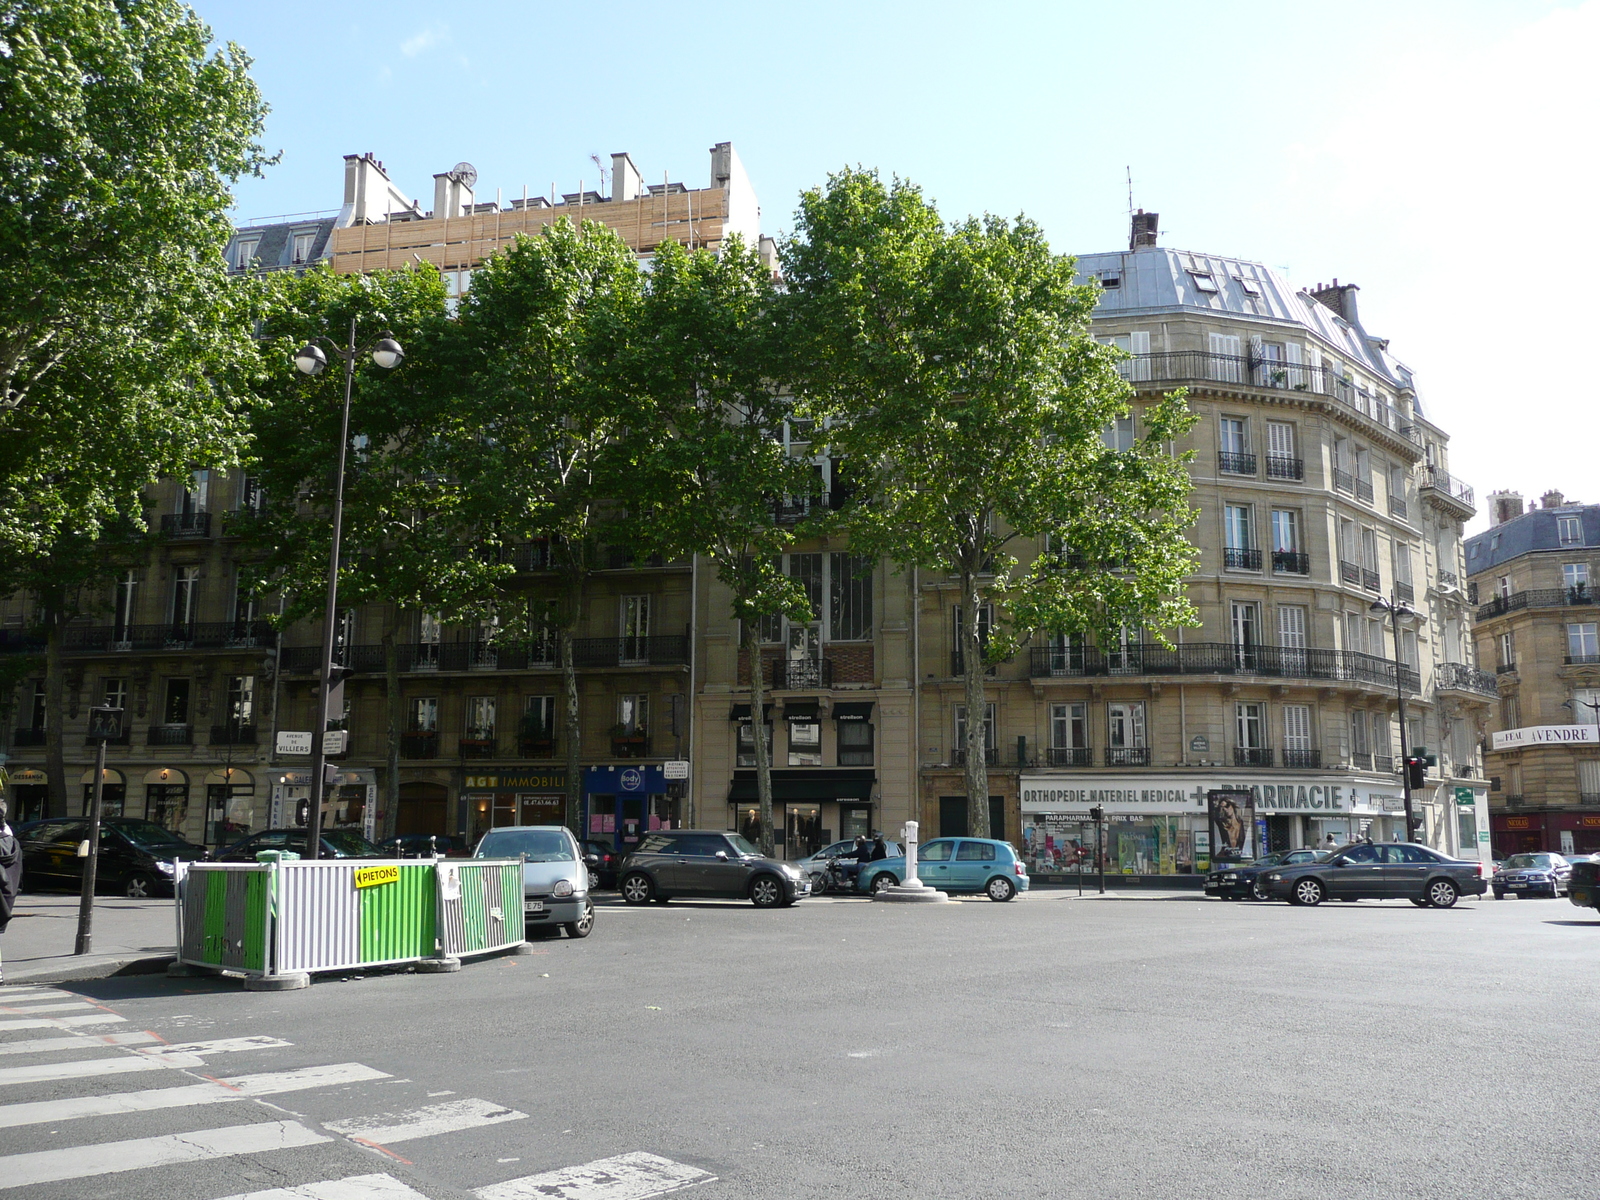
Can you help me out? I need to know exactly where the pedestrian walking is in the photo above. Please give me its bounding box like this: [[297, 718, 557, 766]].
[[0, 798, 23, 985], [1322, 833, 1339, 851]]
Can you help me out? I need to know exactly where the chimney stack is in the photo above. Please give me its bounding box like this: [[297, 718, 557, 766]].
[[611, 152, 642, 202], [1542, 489, 1567, 509], [1488, 490, 1524, 527], [1311, 278, 1361, 324], [1129, 209, 1159, 250]]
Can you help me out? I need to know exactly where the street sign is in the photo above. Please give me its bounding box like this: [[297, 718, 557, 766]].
[[322, 730, 348, 755], [276, 731, 313, 755], [1454, 787, 1476, 806], [86, 707, 124, 742], [663, 760, 690, 780]]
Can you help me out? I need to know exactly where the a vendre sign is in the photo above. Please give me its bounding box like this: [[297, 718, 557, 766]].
[[1491, 724, 1600, 750]]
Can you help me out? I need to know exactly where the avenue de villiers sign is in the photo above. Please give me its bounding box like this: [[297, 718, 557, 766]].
[[1020, 775, 1408, 816]]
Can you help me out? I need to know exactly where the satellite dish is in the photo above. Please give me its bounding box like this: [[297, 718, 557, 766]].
[[450, 161, 478, 188]]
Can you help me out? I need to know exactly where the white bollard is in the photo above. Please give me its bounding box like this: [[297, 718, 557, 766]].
[[901, 821, 925, 889], [873, 818, 948, 903]]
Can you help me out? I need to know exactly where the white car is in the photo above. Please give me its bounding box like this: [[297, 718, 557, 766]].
[[474, 825, 594, 937]]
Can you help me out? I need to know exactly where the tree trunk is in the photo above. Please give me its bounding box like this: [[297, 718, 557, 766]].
[[44, 606, 66, 819], [382, 613, 401, 842], [560, 571, 585, 839], [960, 570, 990, 839], [746, 618, 774, 857]]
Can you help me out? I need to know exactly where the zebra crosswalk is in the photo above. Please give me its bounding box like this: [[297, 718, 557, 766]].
[[0, 984, 717, 1200]]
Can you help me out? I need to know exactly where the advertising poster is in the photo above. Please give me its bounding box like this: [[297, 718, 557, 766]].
[[1208, 789, 1256, 860]]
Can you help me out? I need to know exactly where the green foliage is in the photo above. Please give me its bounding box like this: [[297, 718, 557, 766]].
[[0, 0, 271, 556]]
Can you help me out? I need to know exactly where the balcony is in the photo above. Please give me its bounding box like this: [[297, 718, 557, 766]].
[[1350, 751, 1372, 770], [148, 724, 192, 746], [611, 734, 651, 759], [1356, 477, 1375, 504], [1272, 550, 1310, 575], [219, 507, 265, 536], [11, 728, 45, 746], [282, 634, 690, 675], [770, 657, 834, 690], [1105, 747, 1150, 767], [950, 651, 999, 678], [401, 731, 439, 759], [1265, 455, 1304, 481], [773, 493, 833, 525], [1435, 662, 1497, 698], [510, 541, 552, 572], [83, 730, 130, 747], [1389, 495, 1409, 520], [1361, 568, 1381, 592], [160, 512, 211, 539], [1333, 468, 1355, 496], [1046, 747, 1093, 767], [1233, 747, 1274, 767], [952, 747, 1000, 767], [458, 738, 497, 759], [1503, 794, 1525, 807], [1373, 754, 1395, 774], [1026, 642, 1420, 693], [1395, 582, 1414, 604], [1566, 655, 1600, 667], [1420, 465, 1476, 515], [1218, 451, 1257, 476], [1476, 587, 1598, 621], [56, 620, 276, 655], [517, 736, 556, 758], [1223, 547, 1262, 571], [1340, 560, 1361, 586], [1496, 661, 1518, 675], [209, 724, 257, 746], [1281, 749, 1322, 769]]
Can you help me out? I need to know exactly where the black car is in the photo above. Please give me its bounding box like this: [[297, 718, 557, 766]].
[[215, 828, 385, 862], [1205, 849, 1327, 900], [583, 839, 620, 889], [618, 829, 809, 908], [1261, 841, 1489, 908], [19, 817, 208, 898], [377, 834, 470, 858], [1491, 852, 1571, 899]]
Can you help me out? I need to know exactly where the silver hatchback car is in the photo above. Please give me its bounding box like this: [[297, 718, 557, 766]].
[[474, 825, 595, 938]]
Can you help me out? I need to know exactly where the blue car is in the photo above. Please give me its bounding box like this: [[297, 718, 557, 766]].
[[856, 837, 1029, 901]]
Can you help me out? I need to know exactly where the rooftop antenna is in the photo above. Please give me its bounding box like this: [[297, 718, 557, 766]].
[[1126, 166, 1134, 217], [589, 153, 609, 196]]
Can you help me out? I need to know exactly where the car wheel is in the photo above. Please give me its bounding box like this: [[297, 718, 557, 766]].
[[563, 900, 595, 939], [1291, 878, 1325, 906], [587, 869, 600, 890], [750, 875, 784, 908], [620, 872, 653, 905], [123, 873, 156, 900], [986, 875, 1017, 902], [870, 871, 899, 894], [1251, 877, 1271, 901], [1426, 879, 1459, 909]]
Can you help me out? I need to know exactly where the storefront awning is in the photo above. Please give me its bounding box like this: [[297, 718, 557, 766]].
[[729, 703, 775, 722], [833, 702, 874, 722], [728, 769, 875, 803], [783, 699, 820, 720]]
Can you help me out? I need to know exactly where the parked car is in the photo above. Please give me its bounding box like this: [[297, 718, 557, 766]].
[[618, 830, 809, 908], [856, 837, 1029, 901], [214, 829, 385, 862], [1261, 842, 1489, 908], [1491, 852, 1572, 899], [377, 834, 470, 858], [582, 840, 621, 889], [1205, 849, 1327, 900], [475, 825, 593, 938], [18, 817, 208, 898], [1568, 859, 1600, 911], [791, 838, 902, 874]]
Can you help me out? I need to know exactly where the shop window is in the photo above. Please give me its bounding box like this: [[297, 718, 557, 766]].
[[836, 719, 873, 766]]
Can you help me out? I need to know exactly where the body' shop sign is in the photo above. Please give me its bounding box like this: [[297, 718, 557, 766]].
[[1491, 725, 1600, 750]]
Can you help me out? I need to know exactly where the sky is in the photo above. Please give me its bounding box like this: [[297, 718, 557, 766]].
[[200, 0, 1598, 534]]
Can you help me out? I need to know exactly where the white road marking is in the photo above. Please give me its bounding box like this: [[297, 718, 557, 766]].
[[139, 1034, 292, 1058], [0, 1031, 158, 1055], [0, 1118, 330, 1187], [0, 1063, 390, 1128], [0, 1001, 97, 1014], [0, 1055, 165, 1087], [214, 1174, 431, 1200], [475, 1151, 716, 1200], [328, 1097, 527, 1144], [0, 1013, 125, 1031], [0, 988, 73, 1001]]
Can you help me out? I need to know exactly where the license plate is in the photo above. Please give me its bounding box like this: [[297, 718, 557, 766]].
[[1507, 883, 1525, 889], [1574, 890, 1590, 904], [525, 900, 545, 912]]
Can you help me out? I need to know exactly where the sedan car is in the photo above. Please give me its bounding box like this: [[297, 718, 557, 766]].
[[582, 839, 621, 889], [475, 825, 593, 938], [1492, 852, 1572, 899], [1261, 842, 1489, 908], [856, 837, 1030, 901], [19, 817, 208, 898], [1205, 849, 1327, 900], [214, 829, 385, 862], [619, 830, 809, 907]]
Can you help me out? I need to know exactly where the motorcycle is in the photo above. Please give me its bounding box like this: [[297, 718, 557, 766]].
[[808, 855, 864, 896]]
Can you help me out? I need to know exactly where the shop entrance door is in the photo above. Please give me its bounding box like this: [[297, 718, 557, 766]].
[[618, 794, 647, 854], [938, 796, 1004, 839]]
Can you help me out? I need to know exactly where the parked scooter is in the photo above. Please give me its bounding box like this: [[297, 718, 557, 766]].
[[808, 855, 862, 896]]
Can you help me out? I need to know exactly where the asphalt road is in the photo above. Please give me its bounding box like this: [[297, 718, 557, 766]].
[[4, 888, 1598, 1199]]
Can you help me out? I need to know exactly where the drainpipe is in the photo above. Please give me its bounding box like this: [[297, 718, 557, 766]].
[[686, 551, 698, 830]]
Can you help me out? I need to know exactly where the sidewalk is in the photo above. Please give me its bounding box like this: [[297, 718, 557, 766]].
[[1, 893, 176, 984]]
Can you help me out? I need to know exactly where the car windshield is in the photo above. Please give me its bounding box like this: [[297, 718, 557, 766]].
[[725, 833, 762, 857], [1254, 854, 1283, 868], [323, 831, 383, 857], [110, 820, 188, 849], [1503, 853, 1559, 869], [477, 829, 574, 862]]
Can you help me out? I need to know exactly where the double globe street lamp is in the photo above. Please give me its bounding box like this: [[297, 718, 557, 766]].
[[292, 321, 404, 858]]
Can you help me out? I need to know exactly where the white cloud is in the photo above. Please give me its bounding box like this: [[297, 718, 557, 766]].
[[400, 25, 448, 57]]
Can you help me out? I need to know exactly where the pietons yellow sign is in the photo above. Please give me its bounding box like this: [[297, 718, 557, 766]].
[[353, 864, 400, 890]]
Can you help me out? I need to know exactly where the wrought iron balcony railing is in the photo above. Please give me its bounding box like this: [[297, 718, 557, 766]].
[[1266, 455, 1304, 481], [1395, 582, 1414, 603], [770, 657, 834, 689], [1104, 747, 1151, 767], [1218, 452, 1257, 475], [209, 724, 257, 746], [401, 731, 439, 759], [11, 728, 45, 746], [458, 738, 497, 759], [1356, 477, 1375, 503], [148, 724, 192, 746], [1272, 551, 1310, 575], [1476, 587, 1598, 621], [1046, 747, 1093, 767], [612, 734, 652, 759], [282, 634, 689, 675], [1435, 662, 1497, 697], [160, 512, 211, 538], [1281, 749, 1322, 769], [1027, 642, 1420, 693], [1233, 747, 1274, 767], [53, 620, 276, 654], [952, 747, 1000, 766], [1421, 465, 1475, 511], [1224, 547, 1262, 570], [1340, 560, 1361, 586], [1333, 468, 1355, 496]]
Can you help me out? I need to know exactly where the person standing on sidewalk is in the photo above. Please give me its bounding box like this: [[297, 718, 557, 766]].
[[0, 798, 22, 984]]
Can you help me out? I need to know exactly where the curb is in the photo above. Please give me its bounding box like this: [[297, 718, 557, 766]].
[[3, 954, 176, 987]]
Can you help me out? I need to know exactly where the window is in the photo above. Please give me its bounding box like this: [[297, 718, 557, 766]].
[[114, 569, 138, 639], [409, 697, 438, 733], [787, 715, 822, 767], [1208, 332, 1242, 381], [1219, 417, 1249, 456], [1230, 602, 1259, 669], [1097, 270, 1121, 290], [953, 604, 993, 658], [954, 702, 997, 758], [1278, 606, 1307, 672], [1271, 510, 1300, 553], [163, 678, 190, 726], [232, 568, 258, 628], [829, 553, 873, 640], [292, 231, 315, 263], [1361, 528, 1380, 574], [1095, 332, 1150, 381], [233, 238, 259, 270], [1224, 505, 1253, 550], [1401, 630, 1417, 668], [1283, 705, 1312, 751], [225, 676, 254, 727], [28, 680, 44, 732], [1267, 421, 1296, 458], [1191, 271, 1220, 294], [1105, 623, 1141, 673], [1050, 703, 1088, 749], [1568, 623, 1599, 661], [1501, 695, 1519, 730], [1579, 760, 1600, 799], [1392, 543, 1413, 589], [182, 469, 209, 515], [240, 476, 264, 512], [955, 841, 996, 862], [1107, 702, 1146, 748], [737, 719, 773, 767], [1101, 415, 1136, 451], [1236, 276, 1263, 297], [790, 553, 823, 618], [1372, 714, 1391, 760], [1566, 563, 1590, 594], [618, 694, 648, 736], [1345, 611, 1364, 655], [620, 595, 650, 662], [1573, 689, 1600, 725], [171, 566, 200, 629], [522, 695, 556, 739], [837, 718, 873, 766], [921, 840, 955, 863], [1236, 703, 1265, 751], [102, 678, 128, 713], [1500, 631, 1515, 668], [1559, 515, 1583, 546], [466, 697, 497, 740], [1350, 711, 1369, 756], [1497, 575, 1512, 599]]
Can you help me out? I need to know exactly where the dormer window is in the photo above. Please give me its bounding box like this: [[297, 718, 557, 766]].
[[1235, 277, 1262, 297], [292, 232, 316, 264], [233, 238, 259, 271], [1098, 271, 1121, 290], [1188, 271, 1219, 294]]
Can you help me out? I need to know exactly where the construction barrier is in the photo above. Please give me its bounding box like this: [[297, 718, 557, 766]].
[[175, 858, 525, 982]]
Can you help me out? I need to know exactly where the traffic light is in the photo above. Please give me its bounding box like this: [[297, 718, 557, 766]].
[[1088, 806, 1104, 823], [1406, 755, 1427, 791]]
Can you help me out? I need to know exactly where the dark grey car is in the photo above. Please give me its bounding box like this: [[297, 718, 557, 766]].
[[618, 830, 810, 908], [1261, 842, 1489, 908]]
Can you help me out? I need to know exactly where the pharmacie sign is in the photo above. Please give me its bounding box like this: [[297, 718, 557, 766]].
[[1491, 724, 1600, 751], [1020, 775, 1404, 816]]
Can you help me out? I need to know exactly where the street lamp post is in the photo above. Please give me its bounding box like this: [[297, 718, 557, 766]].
[[1371, 594, 1417, 842], [293, 320, 403, 859]]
